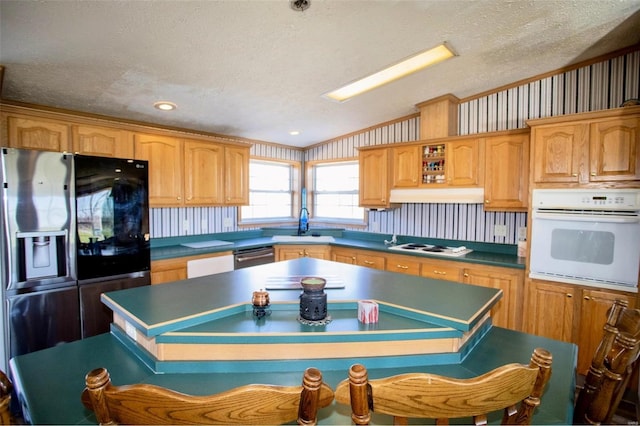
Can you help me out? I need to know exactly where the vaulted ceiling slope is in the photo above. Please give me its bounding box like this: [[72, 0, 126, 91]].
[[1, 0, 639, 148]]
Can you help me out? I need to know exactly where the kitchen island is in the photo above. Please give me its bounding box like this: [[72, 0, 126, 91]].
[[10, 258, 577, 424]]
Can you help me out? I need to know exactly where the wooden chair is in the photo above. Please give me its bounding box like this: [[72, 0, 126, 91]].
[[574, 299, 640, 425], [82, 366, 334, 425], [335, 347, 552, 425], [0, 369, 13, 425]]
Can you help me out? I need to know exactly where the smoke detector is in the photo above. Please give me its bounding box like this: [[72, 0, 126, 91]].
[[290, 0, 310, 12]]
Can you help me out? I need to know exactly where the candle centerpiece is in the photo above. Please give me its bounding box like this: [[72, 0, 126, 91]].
[[299, 277, 327, 322]]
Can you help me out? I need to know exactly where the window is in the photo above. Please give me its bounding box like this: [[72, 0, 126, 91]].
[[311, 161, 365, 223], [240, 159, 297, 223]]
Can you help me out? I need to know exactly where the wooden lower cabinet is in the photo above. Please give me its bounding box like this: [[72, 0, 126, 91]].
[[524, 279, 637, 375], [275, 245, 331, 261], [385, 254, 421, 275], [150, 252, 233, 285], [462, 265, 524, 330], [332, 248, 385, 270], [419, 258, 461, 282]]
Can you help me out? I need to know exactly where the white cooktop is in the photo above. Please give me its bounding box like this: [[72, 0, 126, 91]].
[[388, 243, 472, 257]]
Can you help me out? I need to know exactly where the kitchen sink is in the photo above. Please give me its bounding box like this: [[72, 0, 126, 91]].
[[271, 235, 335, 242]]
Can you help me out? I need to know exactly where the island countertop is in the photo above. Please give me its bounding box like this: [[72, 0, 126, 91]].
[[10, 258, 577, 425]]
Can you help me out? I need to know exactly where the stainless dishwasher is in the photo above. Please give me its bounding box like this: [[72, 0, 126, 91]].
[[233, 246, 275, 269]]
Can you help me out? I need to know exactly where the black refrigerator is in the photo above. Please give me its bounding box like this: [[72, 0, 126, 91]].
[[74, 155, 151, 338]]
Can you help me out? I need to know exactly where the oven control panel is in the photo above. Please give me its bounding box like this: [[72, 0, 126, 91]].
[[532, 189, 640, 210]]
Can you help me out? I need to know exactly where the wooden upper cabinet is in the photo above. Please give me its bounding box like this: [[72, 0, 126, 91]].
[[134, 133, 184, 206], [532, 124, 586, 183], [530, 107, 640, 185], [446, 138, 483, 186], [72, 125, 134, 158], [484, 132, 529, 211], [6, 116, 70, 152], [589, 116, 639, 181], [416, 94, 459, 140], [184, 139, 224, 205], [391, 145, 420, 187], [359, 147, 391, 208], [224, 145, 250, 205]]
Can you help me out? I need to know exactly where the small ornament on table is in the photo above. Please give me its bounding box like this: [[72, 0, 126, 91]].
[[358, 300, 379, 324], [252, 289, 271, 319], [298, 277, 330, 324]]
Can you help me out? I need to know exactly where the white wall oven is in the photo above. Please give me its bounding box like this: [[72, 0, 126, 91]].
[[529, 189, 640, 292]]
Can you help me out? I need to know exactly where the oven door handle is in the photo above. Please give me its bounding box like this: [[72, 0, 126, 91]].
[[235, 252, 274, 262], [533, 211, 640, 223]]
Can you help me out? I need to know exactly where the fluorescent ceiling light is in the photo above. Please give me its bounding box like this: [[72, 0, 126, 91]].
[[323, 43, 456, 102]]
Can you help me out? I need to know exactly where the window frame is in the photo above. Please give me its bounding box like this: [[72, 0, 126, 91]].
[[306, 158, 367, 228], [238, 157, 301, 228]]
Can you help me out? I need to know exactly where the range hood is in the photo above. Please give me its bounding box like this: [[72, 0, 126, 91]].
[[389, 187, 484, 204]]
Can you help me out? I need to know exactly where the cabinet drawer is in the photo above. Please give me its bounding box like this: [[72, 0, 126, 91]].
[[385, 255, 421, 275], [357, 254, 386, 270], [420, 261, 461, 281]]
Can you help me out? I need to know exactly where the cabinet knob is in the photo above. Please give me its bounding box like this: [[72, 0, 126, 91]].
[[364, 260, 374, 265], [572, 173, 578, 177], [177, 196, 181, 200], [396, 264, 409, 270], [567, 293, 573, 298], [434, 270, 446, 275], [485, 200, 490, 203], [590, 172, 596, 176], [463, 273, 469, 277]]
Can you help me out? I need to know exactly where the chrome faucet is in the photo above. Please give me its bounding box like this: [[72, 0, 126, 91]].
[[297, 207, 309, 236]]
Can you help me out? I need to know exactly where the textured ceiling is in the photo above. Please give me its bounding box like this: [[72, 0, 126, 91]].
[[1, 0, 639, 148]]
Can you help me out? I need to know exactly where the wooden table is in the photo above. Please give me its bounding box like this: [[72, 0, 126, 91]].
[[10, 259, 577, 424]]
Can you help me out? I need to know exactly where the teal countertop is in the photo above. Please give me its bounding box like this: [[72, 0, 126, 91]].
[[103, 258, 501, 337], [150, 229, 525, 269], [10, 258, 576, 425], [10, 327, 577, 425]]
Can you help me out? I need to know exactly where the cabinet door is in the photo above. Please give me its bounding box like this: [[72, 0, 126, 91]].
[[72, 125, 134, 158], [391, 145, 420, 187], [577, 288, 637, 375], [525, 280, 575, 341], [484, 133, 529, 211], [184, 140, 224, 205], [224, 146, 250, 205], [589, 117, 640, 182], [134, 133, 183, 206], [276, 245, 330, 261], [7, 116, 70, 152], [359, 148, 390, 207], [446, 139, 483, 186], [463, 266, 522, 330], [532, 124, 587, 183]]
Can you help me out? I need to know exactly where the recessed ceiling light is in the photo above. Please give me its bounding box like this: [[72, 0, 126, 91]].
[[289, 130, 300, 136], [154, 101, 177, 111], [323, 43, 456, 103]]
